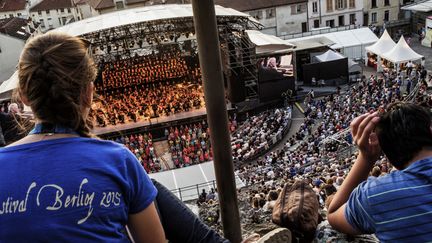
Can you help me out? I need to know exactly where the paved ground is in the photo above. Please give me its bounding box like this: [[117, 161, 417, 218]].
[[409, 36, 432, 72]]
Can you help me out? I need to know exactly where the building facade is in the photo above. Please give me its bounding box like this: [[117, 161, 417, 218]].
[[307, 0, 364, 30], [216, 0, 309, 36], [29, 0, 82, 32], [0, 0, 29, 20], [363, 0, 400, 26]]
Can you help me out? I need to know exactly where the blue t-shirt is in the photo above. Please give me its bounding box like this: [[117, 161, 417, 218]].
[[345, 156, 432, 242], [0, 137, 157, 242]]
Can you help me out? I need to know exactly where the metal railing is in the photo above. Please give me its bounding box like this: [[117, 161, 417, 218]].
[[170, 180, 218, 202]]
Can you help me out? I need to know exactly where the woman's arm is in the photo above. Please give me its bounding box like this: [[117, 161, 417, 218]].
[[128, 202, 166, 243]]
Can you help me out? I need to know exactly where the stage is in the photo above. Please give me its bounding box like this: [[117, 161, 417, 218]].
[[93, 107, 208, 135], [149, 161, 245, 202]]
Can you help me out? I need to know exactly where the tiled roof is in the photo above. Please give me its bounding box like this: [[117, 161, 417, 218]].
[[87, 0, 115, 10], [30, 0, 73, 12], [214, 0, 307, 12], [0, 0, 27, 12], [0, 17, 31, 40]]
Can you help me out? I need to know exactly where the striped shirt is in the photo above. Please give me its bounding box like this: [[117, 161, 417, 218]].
[[345, 156, 432, 242]]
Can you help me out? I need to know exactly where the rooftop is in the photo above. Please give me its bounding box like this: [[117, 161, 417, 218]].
[[30, 0, 74, 12], [0, 17, 32, 40], [0, 0, 27, 12]]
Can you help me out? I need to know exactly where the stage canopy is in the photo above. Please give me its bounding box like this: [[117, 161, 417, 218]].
[[51, 4, 259, 37], [381, 36, 424, 63], [365, 29, 396, 56], [315, 50, 345, 62], [246, 30, 295, 55], [401, 0, 432, 12]]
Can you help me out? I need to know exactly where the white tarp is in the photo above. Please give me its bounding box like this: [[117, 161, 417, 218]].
[[51, 4, 258, 37], [246, 30, 294, 55], [315, 50, 345, 62], [381, 36, 424, 63], [0, 71, 18, 100], [365, 29, 396, 56], [401, 0, 432, 12], [286, 28, 378, 59]]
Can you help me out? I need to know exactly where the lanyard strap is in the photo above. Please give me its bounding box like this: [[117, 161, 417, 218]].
[[29, 123, 79, 136]]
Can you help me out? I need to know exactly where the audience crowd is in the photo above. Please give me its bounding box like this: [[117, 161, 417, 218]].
[[112, 133, 162, 173], [168, 121, 213, 168], [198, 67, 431, 242]]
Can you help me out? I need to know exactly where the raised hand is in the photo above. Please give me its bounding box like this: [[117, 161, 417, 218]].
[[350, 112, 382, 163]]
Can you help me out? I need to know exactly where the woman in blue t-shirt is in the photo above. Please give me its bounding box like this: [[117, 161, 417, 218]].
[[0, 32, 165, 242]]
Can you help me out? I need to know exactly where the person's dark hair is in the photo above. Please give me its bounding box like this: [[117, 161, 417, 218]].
[[376, 102, 432, 169], [17, 33, 97, 137]]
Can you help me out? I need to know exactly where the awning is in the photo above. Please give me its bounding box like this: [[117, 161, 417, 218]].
[[401, 0, 432, 12], [246, 30, 295, 55], [288, 36, 335, 51]]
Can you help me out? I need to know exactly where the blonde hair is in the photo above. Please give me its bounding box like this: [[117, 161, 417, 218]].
[[17, 32, 97, 137]]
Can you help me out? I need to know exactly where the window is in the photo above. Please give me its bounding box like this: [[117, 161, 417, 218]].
[[336, 0, 346, 9], [312, 1, 318, 13], [384, 0, 390, 6], [326, 19, 335, 27], [38, 11, 42, 15], [115, 1, 124, 9], [9, 14, 13, 17], [327, 0, 333, 12], [39, 19, 45, 28], [384, 10, 389, 21], [68, 8, 71, 13], [371, 12, 377, 23], [314, 19, 320, 28], [339, 15, 345, 26], [250, 10, 262, 20], [60, 8, 64, 13], [62, 16, 67, 25], [266, 8, 275, 19], [48, 17, 53, 28], [371, 0, 377, 8], [17, 13, 22, 16], [46, 10, 49, 14], [350, 13, 356, 24], [349, 0, 355, 8]]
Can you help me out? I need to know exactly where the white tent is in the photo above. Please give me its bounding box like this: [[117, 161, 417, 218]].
[[381, 36, 424, 64], [401, 0, 432, 12], [315, 50, 345, 62], [365, 29, 396, 56], [286, 28, 378, 60], [246, 30, 295, 55]]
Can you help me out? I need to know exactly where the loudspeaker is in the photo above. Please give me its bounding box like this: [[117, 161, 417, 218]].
[[227, 69, 246, 103]]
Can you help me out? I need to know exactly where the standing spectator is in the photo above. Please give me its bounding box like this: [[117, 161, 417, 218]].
[[0, 103, 25, 145]]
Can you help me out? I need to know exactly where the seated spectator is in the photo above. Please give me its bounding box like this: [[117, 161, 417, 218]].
[[328, 103, 432, 241]]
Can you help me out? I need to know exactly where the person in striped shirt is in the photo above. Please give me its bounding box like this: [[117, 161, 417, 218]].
[[327, 102, 432, 242]]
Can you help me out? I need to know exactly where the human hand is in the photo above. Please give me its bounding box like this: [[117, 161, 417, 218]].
[[350, 112, 381, 163]]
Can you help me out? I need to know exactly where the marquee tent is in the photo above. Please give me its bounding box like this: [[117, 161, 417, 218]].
[[381, 36, 423, 64], [365, 29, 396, 56], [286, 28, 378, 60], [0, 71, 18, 100]]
